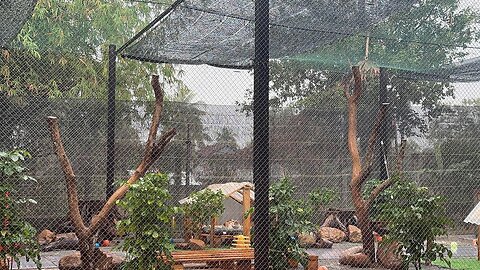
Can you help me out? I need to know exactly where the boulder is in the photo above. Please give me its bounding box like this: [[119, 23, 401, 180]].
[[318, 227, 346, 243], [298, 232, 317, 248], [58, 252, 81, 270], [56, 232, 78, 242], [314, 238, 333, 249], [339, 246, 372, 268], [189, 239, 206, 250], [37, 229, 56, 245], [378, 242, 404, 270], [348, 225, 362, 243]]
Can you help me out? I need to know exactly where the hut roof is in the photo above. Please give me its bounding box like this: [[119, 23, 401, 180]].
[[464, 201, 480, 225], [179, 182, 254, 205]]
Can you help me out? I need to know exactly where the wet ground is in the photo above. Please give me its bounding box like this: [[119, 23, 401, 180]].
[[14, 235, 477, 269]]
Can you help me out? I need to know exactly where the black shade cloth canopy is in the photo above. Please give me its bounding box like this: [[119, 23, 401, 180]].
[[120, 0, 418, 68], [0, 0, 37, 48], [119, 0, 480, 82]]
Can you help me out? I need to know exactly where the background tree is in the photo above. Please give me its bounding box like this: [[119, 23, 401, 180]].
[[239, 0, 479, 137], [215, 127, 238, 148]]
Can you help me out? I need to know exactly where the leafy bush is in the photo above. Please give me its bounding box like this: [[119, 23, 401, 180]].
[[308, 187, 338, 211], [368, 179, 452, 270], [183, 189, 224, 238], [117, 173, 181, 270], [269, 177, 313, 270], [0, 150, 41, 269]]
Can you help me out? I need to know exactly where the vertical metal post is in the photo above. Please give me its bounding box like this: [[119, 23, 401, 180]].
[[254, 0, 270, 268], [378, 68, 389, 180], [106, 44, 117, 198], [185, 124, 191, 186]]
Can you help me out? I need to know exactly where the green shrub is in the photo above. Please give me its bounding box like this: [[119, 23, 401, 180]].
[[182, 189, 224, 238], [0, 150, 41, 270], [269, 177, 313, 270], [117, 172, 181, 270], [369, 179, 452, 270]]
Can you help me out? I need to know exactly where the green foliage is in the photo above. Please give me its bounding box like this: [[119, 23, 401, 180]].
[[117, 173, 181, 270], [433, 258, 480, 270], [183, 189, 224, 237], [308, 187, 338, 211], [269, 178, 312, 270], [0, 150, 40, 269], [370, 179, 452, 270], [1, 0, 185, 100]]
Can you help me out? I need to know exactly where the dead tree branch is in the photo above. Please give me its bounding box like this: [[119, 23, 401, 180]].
[[48, 75, 176, 238], [47, 117, 88, 236]]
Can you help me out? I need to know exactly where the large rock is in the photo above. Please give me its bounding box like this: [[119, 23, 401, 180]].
[[189, 239, 206, 250], [348, 225, 362, 243], [339, 246, 372, 268], [38, 229, 56, 245], [298, 232, 317, 248], [318, 227, 346, 243], [56, 233, 78, 242], [378, 242, 404, 270], [315, 238, 333, 249]]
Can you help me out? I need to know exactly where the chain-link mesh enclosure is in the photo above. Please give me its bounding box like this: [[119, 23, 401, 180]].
[[1, 0, 480, 270]]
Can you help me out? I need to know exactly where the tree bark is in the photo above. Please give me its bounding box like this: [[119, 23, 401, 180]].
[[344, 66, 389, 263], [48, 75, 176, 270]]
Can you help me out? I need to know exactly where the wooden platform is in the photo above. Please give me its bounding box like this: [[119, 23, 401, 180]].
[[166, 248, 319, 270], [168, 248, 254, 270]]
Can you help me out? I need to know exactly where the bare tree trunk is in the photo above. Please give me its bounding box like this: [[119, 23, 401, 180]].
[[344, 66, 390, 263], [48, 75, 176, 270], [78, 233, 95, 269]]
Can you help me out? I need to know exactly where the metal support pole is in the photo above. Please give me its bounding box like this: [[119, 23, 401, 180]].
[[106, 44, 117, 198], [378, 67, 389, 180], [254, 0, 270, 268], [186, 124, 191, 186]]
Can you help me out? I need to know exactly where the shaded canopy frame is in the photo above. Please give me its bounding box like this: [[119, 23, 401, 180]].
[[116, 0, 420, 70], [0, 0, 38, 48], [110, 0, 271, 266], [110, 0, 480, 267]]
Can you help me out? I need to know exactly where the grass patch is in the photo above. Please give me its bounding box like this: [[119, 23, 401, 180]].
[[432, 258, 480, 270]]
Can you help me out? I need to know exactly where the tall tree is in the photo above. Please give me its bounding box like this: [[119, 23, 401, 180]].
[[239, 0, 479, 137]]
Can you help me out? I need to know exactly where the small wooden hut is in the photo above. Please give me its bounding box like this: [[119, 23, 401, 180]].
[[464, 200, 480, 260], [179, 182, 254, 246]]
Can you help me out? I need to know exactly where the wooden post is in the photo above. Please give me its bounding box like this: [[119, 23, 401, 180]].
[[243, 185, 251, 237], [210, 216, 216, 248], [477, 224, 479, 261], [477, 192, 480, 261], [183, 217, 192, 241]]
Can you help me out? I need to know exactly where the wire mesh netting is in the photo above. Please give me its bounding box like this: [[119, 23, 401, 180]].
[[1, 0, 480, 270]]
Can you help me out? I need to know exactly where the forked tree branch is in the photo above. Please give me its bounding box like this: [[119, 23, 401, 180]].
[[48, 75, 176, 236], [47, 117, 88, 236], [367, 138, 407, 208], [90, 75, 176, 233]]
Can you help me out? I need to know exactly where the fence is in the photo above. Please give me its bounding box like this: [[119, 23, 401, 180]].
[[2, 0, 480, 269]]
